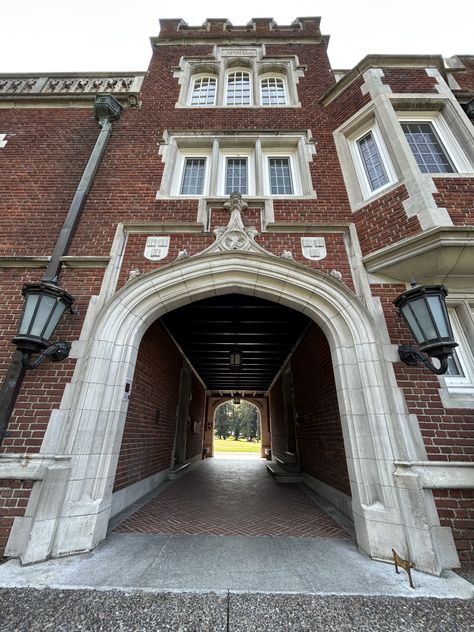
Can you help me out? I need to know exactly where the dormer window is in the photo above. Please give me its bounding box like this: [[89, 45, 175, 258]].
[[226, 71, 251, 106]]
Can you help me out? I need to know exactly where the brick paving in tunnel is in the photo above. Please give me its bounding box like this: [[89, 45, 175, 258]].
[[113, 458, 352, 539]]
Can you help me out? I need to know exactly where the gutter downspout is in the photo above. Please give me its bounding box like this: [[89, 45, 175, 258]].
[[0, 94, 123, 445], [43, 93, 123, 282]]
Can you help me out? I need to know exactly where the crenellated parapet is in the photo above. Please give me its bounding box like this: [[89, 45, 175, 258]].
[[153, 16, 327, 45]]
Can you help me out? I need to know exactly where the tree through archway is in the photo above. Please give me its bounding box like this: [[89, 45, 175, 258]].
[[214, 400, 261, 455]]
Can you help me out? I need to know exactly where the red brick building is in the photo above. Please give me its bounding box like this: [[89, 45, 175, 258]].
[[0, 17, 473, 574]]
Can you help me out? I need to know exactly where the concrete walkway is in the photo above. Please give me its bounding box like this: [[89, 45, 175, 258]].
[[0, 459, 472, 601], [0, 457, 473, 631]]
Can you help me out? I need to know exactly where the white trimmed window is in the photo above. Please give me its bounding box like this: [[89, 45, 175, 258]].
[[348, 123, 396, 200], [268, 158, 293, 194], [398, 113, 472, 174], [260, 77, 287, 106], [225, 158, 248, 195], [226, 71, 251, 106], [159, 133, 314, 199], [175, 47, 304, 108], [180, 158, 207, 195], [443, 308, 474, 392], [0, 133, 7, 148], [263, 152, 301, 197], [189, 76, 217, 106]]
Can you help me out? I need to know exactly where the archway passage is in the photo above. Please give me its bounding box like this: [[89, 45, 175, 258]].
[[113, 460, 352, 539], [111, 292, 353, 542]]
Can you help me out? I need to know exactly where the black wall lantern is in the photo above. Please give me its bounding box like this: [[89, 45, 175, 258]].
[[13, 282, 75, 369], [393, 284, 457, 375], [233, 392, 242, 405]]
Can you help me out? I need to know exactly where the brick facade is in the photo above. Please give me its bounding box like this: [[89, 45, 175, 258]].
[[0, 16, 473, 568], [0, 480, 33, 558]]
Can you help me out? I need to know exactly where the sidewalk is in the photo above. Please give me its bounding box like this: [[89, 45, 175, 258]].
[[0, 458, 472, 630]]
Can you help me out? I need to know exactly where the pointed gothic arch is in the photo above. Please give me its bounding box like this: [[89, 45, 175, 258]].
[[10, 251, 453, 574]]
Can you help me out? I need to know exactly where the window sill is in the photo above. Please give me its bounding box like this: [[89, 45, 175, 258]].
[[438, 387, 474, 410], [155, 193, 316, 201], [431, 172, 474, 179], [174, 103, 302, 109]]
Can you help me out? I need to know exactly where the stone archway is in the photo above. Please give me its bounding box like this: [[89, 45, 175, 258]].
[[10, 251, 456, 573]]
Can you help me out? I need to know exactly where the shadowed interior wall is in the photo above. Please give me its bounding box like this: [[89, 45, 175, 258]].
[[113, 321, 183, 492], [292, 324, 350, 496]]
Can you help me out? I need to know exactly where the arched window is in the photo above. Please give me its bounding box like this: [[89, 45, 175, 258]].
[[226, 71, 251, 106], [260, 77, 287, 106], [189, 76, 217, 106]]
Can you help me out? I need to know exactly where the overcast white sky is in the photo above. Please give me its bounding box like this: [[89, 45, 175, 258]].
[[1, 1, 473, 74]]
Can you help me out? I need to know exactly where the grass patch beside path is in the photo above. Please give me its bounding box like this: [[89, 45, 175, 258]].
[[213, 438, 261, 453]]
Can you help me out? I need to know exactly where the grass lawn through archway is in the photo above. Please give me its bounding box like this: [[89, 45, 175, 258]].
[[213, 438, 261, 453]]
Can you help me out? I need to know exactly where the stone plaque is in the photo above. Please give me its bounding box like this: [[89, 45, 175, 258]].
[[144, 236, 170, 261], [301, 237, 327, 261]]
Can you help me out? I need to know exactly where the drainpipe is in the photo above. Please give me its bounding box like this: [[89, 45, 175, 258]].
[[0, 94, 123, 445], [43, 94, 123, 282]]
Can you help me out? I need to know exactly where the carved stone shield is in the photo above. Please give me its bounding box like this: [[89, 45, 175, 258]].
[[301, 237, 327, 261], [144, 236, 170, 261]]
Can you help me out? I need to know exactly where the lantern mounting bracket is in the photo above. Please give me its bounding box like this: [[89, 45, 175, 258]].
[[21, 341, 72, 370], [398, 344, 450, 375]]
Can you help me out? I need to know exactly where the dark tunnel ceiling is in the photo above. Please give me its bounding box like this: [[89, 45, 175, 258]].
[[160, 294, 311, 394]]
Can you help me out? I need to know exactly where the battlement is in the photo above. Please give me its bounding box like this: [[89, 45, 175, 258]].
[[153, 17, 324, 43]]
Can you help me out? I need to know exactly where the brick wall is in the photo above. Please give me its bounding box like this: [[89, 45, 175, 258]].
[[292, 324, 350, 495], [353, 185, 422, 255], [0, 267, 103, 454], [433, 489, 474, 564], [186, 373, 206, 460], [373, 284, 474, 462], [325, 77, 371, 130], [0, 109, 99, 257], [381, 68, 438, 93], [449, 56, 474, 93], [433, 177, 474, 226], [268, 375, 286, 460], [0, 480, 33, 558], [113, 320, 183, 492]]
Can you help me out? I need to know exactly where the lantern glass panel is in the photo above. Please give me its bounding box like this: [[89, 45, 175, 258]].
[[44, 301, 66, 340], [401, 303, 425, 343], [30, 294, 57, 338], [18, 293, 40, 335], [427, 296, 450, 338], [409, 298, 438, 342]]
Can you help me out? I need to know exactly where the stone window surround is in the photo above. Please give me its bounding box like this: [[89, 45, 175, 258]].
[[174, 45, 303, 108], [157, 130, 316, 200], [348, 120, 398, 200], [438, 298, 474, 409], [334, 96, 474, 213]]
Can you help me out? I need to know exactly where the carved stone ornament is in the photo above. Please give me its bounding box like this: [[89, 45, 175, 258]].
[[127, 268, 142, 283], [301, 237, 327, 261], [144, 236, 170, 261], [176, 249, 189, 260], [280, 250, 294, 260], [329, 269, 343, 281], [200, 192, 270, 257]]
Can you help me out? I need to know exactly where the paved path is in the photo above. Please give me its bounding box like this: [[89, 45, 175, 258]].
[[114, 458, 351, 538], [0, 458, 473, 630], [1, 588, 473, 631]]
